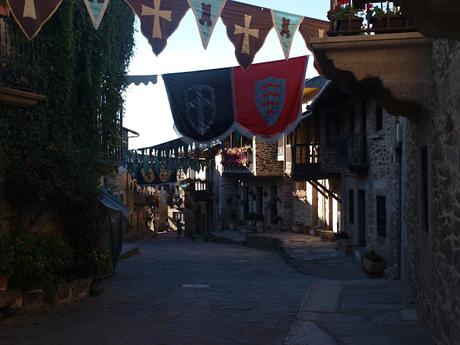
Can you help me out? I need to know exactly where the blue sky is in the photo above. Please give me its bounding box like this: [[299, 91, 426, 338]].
[[123, 1, 330, 149]]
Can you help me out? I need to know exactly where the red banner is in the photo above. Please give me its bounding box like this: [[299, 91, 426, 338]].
[[233, 56, 308, 139], [125, 0, 189, 56]]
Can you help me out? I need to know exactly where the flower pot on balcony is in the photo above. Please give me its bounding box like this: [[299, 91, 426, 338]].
[[0, 276, 8, 291], [370, 15, 409, 31], [363, 257, 384, 276], [336, 17, 364, 32]]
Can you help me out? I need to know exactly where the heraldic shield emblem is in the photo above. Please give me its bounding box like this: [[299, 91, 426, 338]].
[[255, 77, 286, 127], [183, 84, 217, 136]]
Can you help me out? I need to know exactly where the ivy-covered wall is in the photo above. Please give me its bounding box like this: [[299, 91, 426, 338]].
[[0, 0, 134, 285]]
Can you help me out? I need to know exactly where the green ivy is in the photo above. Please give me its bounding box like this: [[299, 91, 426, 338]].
[[0, 0, 134, 279]]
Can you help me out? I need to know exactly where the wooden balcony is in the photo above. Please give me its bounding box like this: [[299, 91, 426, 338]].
[[311, 1, 432, 119], [285, 144, 334, 181], [189, 181, 215, 202], [222, 146, 254, 177], [0, 16, 45, 107]]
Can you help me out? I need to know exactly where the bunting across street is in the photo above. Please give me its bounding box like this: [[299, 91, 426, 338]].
[[163, 56, 308, 144], [299, 16, 330, 48], [124, 0, 190, 56], [83, 0, 110, 30], [6, 0, 63, 40], [271, 10, 304, 60], [221, 0, 273, 70], [187, 0, 227, 49], [4, 0, 329, 69]]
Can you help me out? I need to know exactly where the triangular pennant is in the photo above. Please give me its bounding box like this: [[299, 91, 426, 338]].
[[221, 0, 273, 69], [271, 10, 303, 60], [124, 0, 189, 56], [83, 0, 110, 30], [298, 16, 329, 50], [187, 0, 227, 49], [7, 0, 63, 40]]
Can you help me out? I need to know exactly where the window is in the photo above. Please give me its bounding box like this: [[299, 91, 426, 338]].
[[421, 147, 429, 232], [349, 190, 355, 224], [376, 105, 383, 131], [376, 196, 387, 238]]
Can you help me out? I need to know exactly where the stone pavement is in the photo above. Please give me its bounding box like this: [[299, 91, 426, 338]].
[[212, 232, 435, 345], [0, 234, 310, 345]]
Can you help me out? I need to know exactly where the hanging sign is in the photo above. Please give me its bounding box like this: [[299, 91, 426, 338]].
[[187, 0, 227, 49], [125, 0, 189, 56], [6, 0, 64, 40], [221, 0, 273, 70], [83, 0, 110, 30]]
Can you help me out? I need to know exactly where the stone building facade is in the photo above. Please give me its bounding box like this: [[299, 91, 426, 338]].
[[406, 39, 460, 345], [212, 136, 287, 232]]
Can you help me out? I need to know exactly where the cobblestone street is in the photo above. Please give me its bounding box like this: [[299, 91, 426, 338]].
[[0, 235, 310, 345]]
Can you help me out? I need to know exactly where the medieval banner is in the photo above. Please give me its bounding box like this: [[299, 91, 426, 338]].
[[124, 0, 189, 56], [187, 0, 227, 49], [271, 10, 303, 60], [233, 56, 308, 139], [163, 67, 234, 144], [298, 16, 329, 49], [83, 0, 110, 30], [137, 164, 178, 185], [221, 0, 273, 69], [6, 0, 63, 40]]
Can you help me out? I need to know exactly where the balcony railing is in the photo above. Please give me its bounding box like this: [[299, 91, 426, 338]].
[[337, 134, 369, 172], [286, 144, 326, 180], [0, 15, 45, 104], [189, 180, 215, 201], [328, 0, 416, 36]]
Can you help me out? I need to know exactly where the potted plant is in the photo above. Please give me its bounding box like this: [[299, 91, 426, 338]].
[[368, 6, 408, 31], [247, 212, 257, 228], [229, 213, 237, 231], [0, 231, 13, 291], [255, 214, 264, 233], [368, 6, 387, 29], [334, 5, 364, 32], [363, 249, 385, 276], [387, 8, 408, 28]]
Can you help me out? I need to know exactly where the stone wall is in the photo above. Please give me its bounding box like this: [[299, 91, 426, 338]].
[[254, 140, 284, 177], [338, 99, 402, 279], [365, 106, 401, 279], [412, 39, 460, 345]]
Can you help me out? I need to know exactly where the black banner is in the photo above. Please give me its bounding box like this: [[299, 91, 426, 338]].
[[163, 67, 234, 144]]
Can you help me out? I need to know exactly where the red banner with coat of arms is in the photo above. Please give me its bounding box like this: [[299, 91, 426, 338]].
[[233, 55, 308, 139]]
